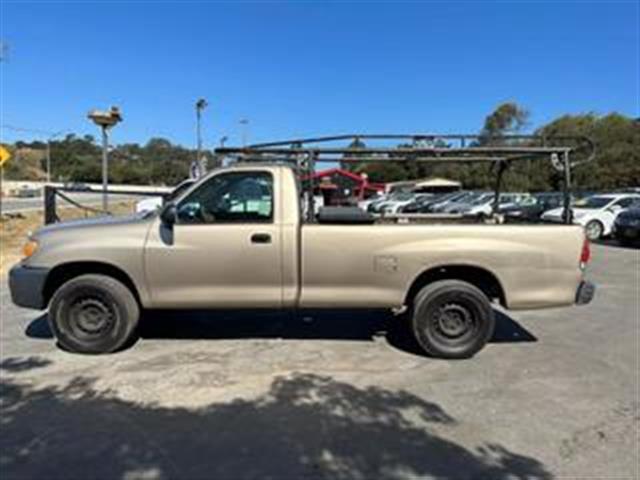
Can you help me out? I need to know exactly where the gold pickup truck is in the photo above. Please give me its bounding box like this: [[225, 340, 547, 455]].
[[9, 164, 595, 358]]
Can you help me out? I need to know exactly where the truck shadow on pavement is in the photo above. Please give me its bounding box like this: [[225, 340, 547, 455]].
[[25, 308, 536, 357], [0, 361, 551, 480]]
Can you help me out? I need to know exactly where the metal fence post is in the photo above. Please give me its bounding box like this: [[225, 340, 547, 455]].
[[562, 151, 573, 224], [492, 160, 507, 216], [44, 186, 57, 225]]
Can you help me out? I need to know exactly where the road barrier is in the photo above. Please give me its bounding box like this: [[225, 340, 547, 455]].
[[43, 186, 168, 224]]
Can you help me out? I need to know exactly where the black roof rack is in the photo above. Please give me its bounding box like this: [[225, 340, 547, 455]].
[[215, 133, 596, 224]]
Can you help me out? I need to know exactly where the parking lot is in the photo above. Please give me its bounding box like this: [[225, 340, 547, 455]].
[[0, 242, 638, 479]]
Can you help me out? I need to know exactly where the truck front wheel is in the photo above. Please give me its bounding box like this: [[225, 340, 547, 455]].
[[48, 274, 139, 354], [412, 280, 495, 359]]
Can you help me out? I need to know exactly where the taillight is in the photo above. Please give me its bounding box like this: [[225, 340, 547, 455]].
[[580, 238, 591, 269]]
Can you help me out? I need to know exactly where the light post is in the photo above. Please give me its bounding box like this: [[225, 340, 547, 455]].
[[87, 107, 122, 212], [239, 118, 249, 147], [195, 98, 208, 177], [215, 136, 229, 169]]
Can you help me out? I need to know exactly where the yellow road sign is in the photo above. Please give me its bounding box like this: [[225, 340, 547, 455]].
[[0, 145, 11, 167]]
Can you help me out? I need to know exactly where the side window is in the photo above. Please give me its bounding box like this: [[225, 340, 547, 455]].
[[615, 197, 636, 209], [176, 171, 273, 224], [551, 197, 562, 208]]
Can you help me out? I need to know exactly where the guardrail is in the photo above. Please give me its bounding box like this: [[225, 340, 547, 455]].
[[43, 186, 168, 225]]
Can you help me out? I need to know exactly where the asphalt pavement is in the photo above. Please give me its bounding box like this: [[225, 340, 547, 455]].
[[0, 242, 638, 479]]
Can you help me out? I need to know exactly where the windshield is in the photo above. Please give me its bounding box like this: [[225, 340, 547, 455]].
[[573, 196, 614, 209], [438, 192, 462, 202], [168, 180, 195, 201], [470, 194, 492, 205], [450, 192, 475, 203], [500, 194, 520, 203], [391, 193, 415, 201], [416, 195, 436, 205]]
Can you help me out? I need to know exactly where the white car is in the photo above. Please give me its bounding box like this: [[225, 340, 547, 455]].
[[464, 193, 530, 216], [381, 193, 431, 214], [432, 191, 478, 213], [358, 193, 386, 211], [541, 193, 640, 240], [135, 179, 196, 214]]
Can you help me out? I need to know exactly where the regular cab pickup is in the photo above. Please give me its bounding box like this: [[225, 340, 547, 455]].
[[9, 164, 595, 358]]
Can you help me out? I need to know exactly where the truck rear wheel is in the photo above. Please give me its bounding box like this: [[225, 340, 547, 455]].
[[48, 274, 139, 354], [412, 280, 495, 359]]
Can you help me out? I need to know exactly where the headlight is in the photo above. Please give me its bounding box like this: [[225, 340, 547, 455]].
[[22, 239, 39, 259]]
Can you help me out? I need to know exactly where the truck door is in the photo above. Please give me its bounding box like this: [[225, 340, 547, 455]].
[[144, 169, 282, 308]]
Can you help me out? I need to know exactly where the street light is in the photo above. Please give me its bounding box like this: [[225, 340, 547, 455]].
[[195, 98, 208, 178], [87, 106, 122, 212], [239, 118, 249, 147]]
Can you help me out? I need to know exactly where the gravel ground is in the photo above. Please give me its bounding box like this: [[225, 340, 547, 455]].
[[0, 242, 638, 480]]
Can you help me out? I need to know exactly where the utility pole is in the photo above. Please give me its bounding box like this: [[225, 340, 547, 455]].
[[239, 118, 249, 147], [195, 98, 208, 177], [215, 136, 229, 169], [0, 125, 68, 184], [88, 107, 122, 213]]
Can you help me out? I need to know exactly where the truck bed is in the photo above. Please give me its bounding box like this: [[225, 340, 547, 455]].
[[299, 223, 585, 310]]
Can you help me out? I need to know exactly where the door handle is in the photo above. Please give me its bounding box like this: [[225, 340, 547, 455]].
[[251, 233, 271, 244]]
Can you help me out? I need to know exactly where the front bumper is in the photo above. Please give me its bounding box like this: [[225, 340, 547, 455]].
[[575, 280, 596, 306], [9, 264, 49, 310]]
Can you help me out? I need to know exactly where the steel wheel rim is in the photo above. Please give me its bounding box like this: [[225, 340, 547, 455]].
[[430, 301, 479, 344], [68, 296, 116, 340]]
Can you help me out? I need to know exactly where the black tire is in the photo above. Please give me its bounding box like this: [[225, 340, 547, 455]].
[[48, 274, 139, 354], [584, 220, 604, 241], [412, 280, 495, 359]]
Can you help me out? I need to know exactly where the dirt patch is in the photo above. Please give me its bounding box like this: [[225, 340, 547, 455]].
[[0, 201, 136, 274]]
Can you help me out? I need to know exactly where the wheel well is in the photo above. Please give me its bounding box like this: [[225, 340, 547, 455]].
[[43, 262, 141, 306], [405, 265, 506, 307]]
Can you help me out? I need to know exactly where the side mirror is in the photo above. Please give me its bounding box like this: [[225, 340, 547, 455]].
[[160, 203, 177, 226]]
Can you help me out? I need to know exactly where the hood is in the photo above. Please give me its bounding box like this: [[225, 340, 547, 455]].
[[35, 212, 153, 238]]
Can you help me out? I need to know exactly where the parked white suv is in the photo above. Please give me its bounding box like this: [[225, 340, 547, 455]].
[[542, 193, 640, 240], [135, 179, 196, 214]]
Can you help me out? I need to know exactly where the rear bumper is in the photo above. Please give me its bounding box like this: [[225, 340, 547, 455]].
[[9, 264, 49, 310], [575, 280, 596, 306]]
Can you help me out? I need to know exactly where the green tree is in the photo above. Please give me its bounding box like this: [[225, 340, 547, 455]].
[[479, 102, 529, 142], [536, 113, 640, 190]]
